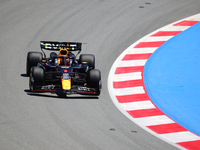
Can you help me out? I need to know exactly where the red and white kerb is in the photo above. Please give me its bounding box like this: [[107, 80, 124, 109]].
[[108, 14, 200, 150]]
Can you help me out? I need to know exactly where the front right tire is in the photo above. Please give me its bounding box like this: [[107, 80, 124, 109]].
[[29, 66, 44, 91]]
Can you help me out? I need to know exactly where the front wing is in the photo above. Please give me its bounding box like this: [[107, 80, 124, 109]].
[[33, 84, 100, 95]]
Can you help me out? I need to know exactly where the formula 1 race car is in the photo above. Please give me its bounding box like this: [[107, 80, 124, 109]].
[[26, 41, 102, 97]]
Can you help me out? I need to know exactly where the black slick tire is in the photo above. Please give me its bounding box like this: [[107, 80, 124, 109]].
[[79, 54, 95, 69], [87, 69, 101, 95], [26, 52, 43, 76], [29, 66, 44, 91]]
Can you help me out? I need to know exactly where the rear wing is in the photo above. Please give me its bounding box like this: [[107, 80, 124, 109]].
[[40, 41, 82, 58], [40, 41, 82, 51]]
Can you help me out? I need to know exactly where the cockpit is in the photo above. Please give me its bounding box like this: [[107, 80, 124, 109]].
[[49, 48, 75, 67], [57, 56, 73, 66]]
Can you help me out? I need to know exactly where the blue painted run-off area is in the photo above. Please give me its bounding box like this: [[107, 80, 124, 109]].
[[144, 22, 200, 136]]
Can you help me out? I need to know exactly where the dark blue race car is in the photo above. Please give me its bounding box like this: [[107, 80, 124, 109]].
[[26, 41, 101, 97]]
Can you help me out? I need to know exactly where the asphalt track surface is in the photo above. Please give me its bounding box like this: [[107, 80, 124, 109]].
[[0, 0, 200, 150]]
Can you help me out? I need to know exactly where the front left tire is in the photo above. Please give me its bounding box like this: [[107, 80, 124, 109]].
[[87, 69, 101, 95]]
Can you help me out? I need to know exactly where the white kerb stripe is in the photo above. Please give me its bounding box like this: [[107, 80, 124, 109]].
[[127, 48, 158, 54], [121, 100, 155, 111], [188, 14, 200, 20], [135, 115, 174, 126], [114, 72, 142, 82], [161, 131, 200, 143], [113, 86, 145, 96], [117, 59, 147, 67], [189, 15, 200, 20], [163, 26, 189, 31], [142, 36, 172, 42]]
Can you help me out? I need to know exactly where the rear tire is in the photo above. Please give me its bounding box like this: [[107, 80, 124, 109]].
[[87, 69, 101, 95], [26, 52, 43, 76], [29, 67, 44, 91], [79, 54, 95, 69]]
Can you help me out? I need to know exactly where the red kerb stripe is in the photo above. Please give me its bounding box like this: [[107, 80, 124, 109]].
[[116, 93, 150, 103], [127, 108, 163, 118], [177, 140, 200, 150], [122, 53, 152, 60], [173, 20, 199, 26], [151, 31, 181, 36], [147, 123, 187, 134], [113, 79, 143, 89], [134, 41, 165, 48], [115, 66, 144, 74]]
